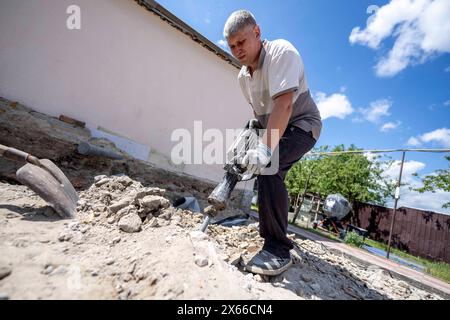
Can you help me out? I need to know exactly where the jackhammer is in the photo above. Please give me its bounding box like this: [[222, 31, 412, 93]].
[[199, 120, 263, 232]]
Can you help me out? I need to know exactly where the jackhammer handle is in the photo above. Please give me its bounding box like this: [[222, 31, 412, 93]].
[[0, 144, 41, 165]]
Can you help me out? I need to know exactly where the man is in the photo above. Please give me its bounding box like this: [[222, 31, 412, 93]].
[[224, 10, 322, 276]]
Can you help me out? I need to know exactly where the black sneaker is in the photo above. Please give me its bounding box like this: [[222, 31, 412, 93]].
[[245, 250, 292, 276]]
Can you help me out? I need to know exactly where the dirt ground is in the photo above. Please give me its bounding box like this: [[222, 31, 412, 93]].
[[0, 176, 445, 300], [0, 179, 297, 300]]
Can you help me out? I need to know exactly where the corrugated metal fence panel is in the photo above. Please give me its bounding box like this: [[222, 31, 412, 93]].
[[353, 202, 450, 263]]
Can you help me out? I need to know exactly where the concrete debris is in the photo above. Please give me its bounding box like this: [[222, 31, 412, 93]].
[[189, 231, 209, 242], [139, 195, 170, 212], [118, 213, 142, 233], [0, 293, 9, 300], [194, 256, 209, 267], [253, 275, 263, 283], [42, 265, 54, 275], [108, 198, 133, 215], [57, 232, 72, 242], [229, 254, 242, 266], [106, 258, 115, 266], [76, 175, 177, 233], [146, 217, 159, 228], [301, 274, 312, 283], [0, 265, 12, 281], [52, 266, 67, 275]]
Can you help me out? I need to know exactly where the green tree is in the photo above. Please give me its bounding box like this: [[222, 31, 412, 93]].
[[412, 156, 450, 209]]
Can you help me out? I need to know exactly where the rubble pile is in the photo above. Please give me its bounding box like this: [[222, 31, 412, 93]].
[[76, 174, 175, 232], [75, 175, 262, 262], [70, 175, 444, 300]]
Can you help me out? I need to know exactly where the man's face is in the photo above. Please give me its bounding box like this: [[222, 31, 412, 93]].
[[227, 25, 261, 67]]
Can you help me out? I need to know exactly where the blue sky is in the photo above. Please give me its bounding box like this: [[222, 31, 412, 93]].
[[157, 0, 450, 213]]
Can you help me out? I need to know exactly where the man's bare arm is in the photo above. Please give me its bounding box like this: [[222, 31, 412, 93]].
[[262, 91, 294, 151]]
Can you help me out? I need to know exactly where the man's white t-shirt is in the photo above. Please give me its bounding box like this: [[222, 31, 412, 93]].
[[238, 39, 322, 141]]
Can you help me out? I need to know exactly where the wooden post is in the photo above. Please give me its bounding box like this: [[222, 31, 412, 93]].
[[314, 197, 320, 223], [293, 162, 315, 224], [294, 193, 300, 214]]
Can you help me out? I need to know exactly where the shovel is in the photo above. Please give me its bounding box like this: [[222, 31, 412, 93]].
[[0, 144, 78, 218]]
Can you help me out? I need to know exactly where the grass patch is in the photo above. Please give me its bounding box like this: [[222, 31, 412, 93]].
[[427, 262, 450, 283], [344, 231, 365, 248], [365, 238, 427, 264]]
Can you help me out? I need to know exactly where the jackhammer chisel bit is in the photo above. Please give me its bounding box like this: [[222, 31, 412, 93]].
[[199, 172, 240, 232]]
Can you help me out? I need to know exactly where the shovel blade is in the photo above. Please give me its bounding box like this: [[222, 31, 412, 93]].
[[39, 159, 78, 203], [16, 163, 77, 218]]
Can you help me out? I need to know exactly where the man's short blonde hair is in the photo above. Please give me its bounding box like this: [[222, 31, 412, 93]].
[[223, 10, 257, 39]]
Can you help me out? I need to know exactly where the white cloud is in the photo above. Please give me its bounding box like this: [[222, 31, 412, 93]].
[[382, 160, 425, 184], [359, 99, 392, 123], [420, 128, 450, 147], [380, 121, 401, 132], [349, 0, 450, 77], [406, 136, 422, 146], [394, 189, 450, 214], [444, 100, 450, 106], [406, 128, 450, 148], [381, 160, 450, 214], [364, 152, 374, 160], [445, 67, 450, 72], [367, 155, 450, 214], [216, 39, 228, 51], [315, 92, 354, 120]]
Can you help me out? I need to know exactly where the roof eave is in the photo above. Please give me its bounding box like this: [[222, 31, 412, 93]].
[[135, 0, 241, 70]]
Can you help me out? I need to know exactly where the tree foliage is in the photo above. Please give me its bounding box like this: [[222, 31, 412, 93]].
[[412, 156, 450, 209]]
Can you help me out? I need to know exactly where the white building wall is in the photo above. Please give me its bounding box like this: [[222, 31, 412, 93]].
[[0, 0, 254, 190]]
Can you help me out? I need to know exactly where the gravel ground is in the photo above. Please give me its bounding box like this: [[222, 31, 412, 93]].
[[0, 176, 445, 300]]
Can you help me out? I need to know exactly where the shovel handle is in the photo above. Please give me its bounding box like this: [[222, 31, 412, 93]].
[[0, 144, 40, 165], [0, 144, 6, 156]]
